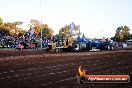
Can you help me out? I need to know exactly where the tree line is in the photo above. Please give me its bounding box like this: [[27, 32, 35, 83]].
[[0, 17, 132, 42], [0, 18, 80, 39], [0, 18, 26, 37], [0, 18, 54, 37], [113, 25, 132, 42]]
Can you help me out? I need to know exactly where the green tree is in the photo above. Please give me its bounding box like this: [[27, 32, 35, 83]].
[[59, 22, 80, 38], [29, 19, 54, 37], [0, 27, 10, 35], [115, 26, 122, 41], [0, 18, 3, 26], [4, 22, 24, 36], [13, 21, 23, 26], [59, 25, 69, 37], [130, 34, 132, 39], [115, 25, 131, 42], [0, 18, 25, 36], [30, 19, 40, 27]]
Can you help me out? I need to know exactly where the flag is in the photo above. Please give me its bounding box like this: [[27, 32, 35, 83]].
[[29, 27, 34, 40], [30, 29, 34, 36], [69, 22, 74, 36], [78, 25, 80, 35]]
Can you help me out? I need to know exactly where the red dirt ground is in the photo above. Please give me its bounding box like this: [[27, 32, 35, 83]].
[[0, 50, 132, 88]]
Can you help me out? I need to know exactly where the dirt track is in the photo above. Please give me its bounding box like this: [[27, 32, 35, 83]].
[[0, 50, 132, 88]]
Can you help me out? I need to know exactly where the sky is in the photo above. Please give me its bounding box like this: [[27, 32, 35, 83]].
[[0, 0, 132, 38]]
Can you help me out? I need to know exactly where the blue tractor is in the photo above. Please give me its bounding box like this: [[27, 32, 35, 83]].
[[76, 36, 114, 51]]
